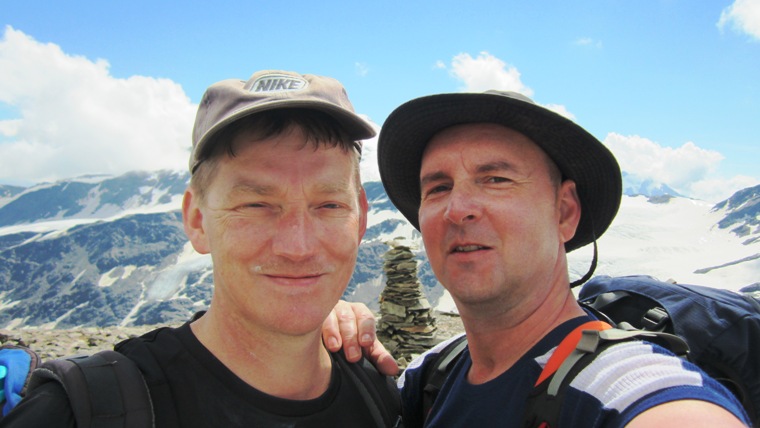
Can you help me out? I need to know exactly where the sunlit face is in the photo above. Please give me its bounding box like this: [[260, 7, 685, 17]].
[[183, 126, 367, 335], [418, 123, 579, 312]]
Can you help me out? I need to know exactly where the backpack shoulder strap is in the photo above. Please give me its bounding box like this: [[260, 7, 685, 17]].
[[421, 334, 468, 420], [114, 328, 179, 427], [523, 321, 689, 428], [522, 321, 612, 428], [333, 351, 402, 428], [533, 321, 612, 388], [28, 350, 154, 428]]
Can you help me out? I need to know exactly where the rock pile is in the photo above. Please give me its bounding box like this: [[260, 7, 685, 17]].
[[377, 239, 439, 368]]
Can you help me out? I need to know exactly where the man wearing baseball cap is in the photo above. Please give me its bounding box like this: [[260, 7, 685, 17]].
[[329, 90, 749, 427], [2, 70, 400, 427]]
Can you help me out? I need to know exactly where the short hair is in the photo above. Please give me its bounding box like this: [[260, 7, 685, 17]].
[[190, 109, 362, 202]]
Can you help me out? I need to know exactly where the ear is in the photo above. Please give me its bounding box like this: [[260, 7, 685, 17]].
[[557, 180, 581, 244], [357, 186, 369, 242], [182, 187, 211, 254]]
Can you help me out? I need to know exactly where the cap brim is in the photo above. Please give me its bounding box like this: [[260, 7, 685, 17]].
[[377, 92, 621, 253], [192, 99, 376, 172]]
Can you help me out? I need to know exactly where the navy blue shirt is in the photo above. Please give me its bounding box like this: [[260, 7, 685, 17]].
[[399, 316, 750, 427]]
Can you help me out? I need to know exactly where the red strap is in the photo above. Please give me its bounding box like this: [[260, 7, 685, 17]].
[[534, 320, 612, 386]]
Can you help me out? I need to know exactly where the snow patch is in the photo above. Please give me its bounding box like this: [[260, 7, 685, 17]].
[[145, 243, 211, 301], [98, 265, 137, 287]]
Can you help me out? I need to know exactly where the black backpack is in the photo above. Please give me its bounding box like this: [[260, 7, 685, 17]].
[[421, 275, 760, 427], [0, 344, 155, 427], [2, 334, 402, 428], [27, 350, 155, 428]]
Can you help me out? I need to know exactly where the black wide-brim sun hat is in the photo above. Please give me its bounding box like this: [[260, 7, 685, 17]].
[[377, 90, 622, 253]]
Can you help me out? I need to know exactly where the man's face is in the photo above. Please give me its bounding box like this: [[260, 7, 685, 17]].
[[417, 123, 579, 314], [184, 126, 367, 335]]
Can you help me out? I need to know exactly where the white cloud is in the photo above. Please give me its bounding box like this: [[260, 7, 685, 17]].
[[688, 175, 760, 203], [358, 118, 381, 183], [0, 118, 20, 137], [718, 0, 760, 40], [603, 132, 759, 202], [0, 26, 196, 184], [440, 51, 574, 119], [541, 103, 576, 121], [446, 51, 534, 96], [574, 37, 603, 48], [355, 62, 370, 77]]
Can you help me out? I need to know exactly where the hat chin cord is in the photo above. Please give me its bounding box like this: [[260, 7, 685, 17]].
[[570, 238, 598, 288]]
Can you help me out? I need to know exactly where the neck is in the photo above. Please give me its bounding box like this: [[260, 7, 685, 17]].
[[457, 273, 585, 384], [190, 305, 333, 400]]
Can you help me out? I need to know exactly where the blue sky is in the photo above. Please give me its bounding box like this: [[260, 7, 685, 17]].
[[1, 0, 759, 202]]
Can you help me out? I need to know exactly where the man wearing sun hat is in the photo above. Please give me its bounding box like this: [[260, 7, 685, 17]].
[[373, 90, 749, 427], [2, 70, 401, 427]]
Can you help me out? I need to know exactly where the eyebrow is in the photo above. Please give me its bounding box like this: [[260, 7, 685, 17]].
[[420, 171, 449, 187], [420, 161, 518, 186], [230, 181, 353, 197]]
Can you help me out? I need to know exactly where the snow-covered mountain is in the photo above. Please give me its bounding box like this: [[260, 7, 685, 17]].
[[621, 172, 682, 198], [0, 184, 25, 202], [1, 171, 758, 327]]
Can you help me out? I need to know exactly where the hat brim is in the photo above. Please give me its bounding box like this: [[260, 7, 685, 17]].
[[377, 92, 622, 253]]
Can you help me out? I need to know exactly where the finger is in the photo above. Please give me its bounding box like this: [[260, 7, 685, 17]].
[[367, 339, 399, 377], [351, 302, 378, 347], [334, 302, 362, 362], [321, 308, 342, 352]]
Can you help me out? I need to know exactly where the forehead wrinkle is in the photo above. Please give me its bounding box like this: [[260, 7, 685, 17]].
[[476, 160, 518, 174], [230, 182, 277, 197], [315, 180, 354, 195], [231, 179, 355, 198]]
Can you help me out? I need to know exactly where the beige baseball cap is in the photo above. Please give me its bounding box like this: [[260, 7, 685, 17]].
[[190, 70, 375, 173]]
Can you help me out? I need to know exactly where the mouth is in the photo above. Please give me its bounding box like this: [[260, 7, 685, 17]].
[[450, 244, 490, 254], [262, 273, 325, 288], [252, 264, 327, 278], [264, 273, 323, 280]]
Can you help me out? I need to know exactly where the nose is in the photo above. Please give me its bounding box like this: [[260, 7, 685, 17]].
[[271, 208, 318, 261], [443, 186, 480, 225]]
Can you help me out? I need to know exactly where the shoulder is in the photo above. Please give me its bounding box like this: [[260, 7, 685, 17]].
[[331, 352, 402, 427], [398, 333, 467, 390], [566, 340, 750, 425], [333, 350, 399, 400], [396, 334, 468, 428], [572, 341, 715, 404], [115, 325, 185, 376]]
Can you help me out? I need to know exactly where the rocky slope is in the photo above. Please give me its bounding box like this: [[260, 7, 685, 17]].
[[1, 313, 464, 361]]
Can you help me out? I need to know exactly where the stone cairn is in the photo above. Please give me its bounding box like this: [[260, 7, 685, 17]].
[[377, 238, 438, 368]]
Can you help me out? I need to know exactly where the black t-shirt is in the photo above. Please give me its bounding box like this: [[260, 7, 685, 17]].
[[1, 322, 398, 427]]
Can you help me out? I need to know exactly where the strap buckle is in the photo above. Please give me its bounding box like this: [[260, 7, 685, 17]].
[[641, 307, 669, 331]]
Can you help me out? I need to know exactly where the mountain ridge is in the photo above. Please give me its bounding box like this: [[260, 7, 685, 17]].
[[1, 172, 758, 328]]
